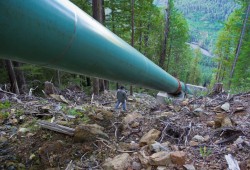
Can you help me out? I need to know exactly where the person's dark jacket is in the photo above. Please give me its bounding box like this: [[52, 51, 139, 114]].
[[116, 89, 127, 102]]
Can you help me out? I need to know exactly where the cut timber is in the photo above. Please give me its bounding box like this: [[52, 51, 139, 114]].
[[37, 120, 75, 136], [212, 83, 223, 94]]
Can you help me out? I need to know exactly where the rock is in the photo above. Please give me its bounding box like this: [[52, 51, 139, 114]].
[[130, 122, 140, 128], [158, 112, 175, 119], [129, 141, 140, 150], [138, 148, 150, 166], [204, 135, 210, 142], [189, 141, 198, 147], [170, 151, 186, 165], [149, 151, 172, 166], [122, 113, 142, 128], [26, 133, 35, 138], [139, 129, 161, 146], [234, 136, 244, 145], [192, 135, 205, 142], [131, 161, 141, 170], [207, 121, 215, 127], [102, 153, 132, 170], [9, 118, 18, 125], [183, 164, 196, 170], [193, 108, 203, 116], [18, 127, 30, 133], [171, 145, 179, 151], [29, 153, 36, 160], [0, 136, 7, 143], [74, 124, 108, 142], [157, 166, 167, 170], [221, 117, 233, 127], [181, 100, 189, 106], [149, 141, 170, 153], [221, 102, 230, 111]]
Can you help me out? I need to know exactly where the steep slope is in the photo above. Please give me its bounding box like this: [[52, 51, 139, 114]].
[[174, 0, 238, 52]]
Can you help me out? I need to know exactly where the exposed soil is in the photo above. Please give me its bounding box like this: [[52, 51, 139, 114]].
[[0, 90, 249, 170]]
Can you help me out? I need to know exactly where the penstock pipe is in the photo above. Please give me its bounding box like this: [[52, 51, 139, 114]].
[[0, 0, 190, 94]]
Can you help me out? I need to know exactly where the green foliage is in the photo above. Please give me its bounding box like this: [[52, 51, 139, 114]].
[[0, 111, 10, 119], [68, 108, 90, 123], [174, 0, 238, 51], [22, 119, 40, 132], [200, 146, 212, 160], [165, 0, 194, 83], [104, 0, 165, 64], [187, 49, 202, 85], [0, 101, 11, 109], [214, 2, 250, 91]]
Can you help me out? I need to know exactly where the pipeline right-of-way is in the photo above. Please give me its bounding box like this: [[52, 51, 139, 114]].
[[0, 0, 190, 94]]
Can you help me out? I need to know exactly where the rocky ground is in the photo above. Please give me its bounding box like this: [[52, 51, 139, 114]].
[[0, 88, 249, 170]]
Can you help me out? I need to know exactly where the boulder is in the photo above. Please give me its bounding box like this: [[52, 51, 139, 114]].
[[193, 108, 204, 117], [189, 141, 198, 147], [221, 102, 230, 111], [139, 129, 161, 146], [207, 121, 215, 127], [192, 135, 205, 142], [138, 147, 150, 166], [221, 117, 233, 127], [122, 113, 142, 129], [102, 153, 132, 170], [149, 141, 170, 153], [170, 151, 186, 165], [149, 151, 172, 166], [74, 124, 108, 142], [131, 161, 141, 170]]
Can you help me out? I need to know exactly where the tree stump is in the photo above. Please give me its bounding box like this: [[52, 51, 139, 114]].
[[212, 83, 223, 94], [44, 81, 59, 95]]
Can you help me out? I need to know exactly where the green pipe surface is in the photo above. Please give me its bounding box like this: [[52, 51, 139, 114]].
[[0, 0, 188, 94]]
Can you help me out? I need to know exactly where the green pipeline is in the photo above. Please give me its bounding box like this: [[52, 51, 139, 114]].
[[0, 0, 189, 94]]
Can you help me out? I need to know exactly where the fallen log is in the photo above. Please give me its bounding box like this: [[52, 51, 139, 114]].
[[37, 120, 75, 136]]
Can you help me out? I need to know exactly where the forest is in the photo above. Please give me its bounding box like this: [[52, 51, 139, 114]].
[[0, 0, 249, 169]]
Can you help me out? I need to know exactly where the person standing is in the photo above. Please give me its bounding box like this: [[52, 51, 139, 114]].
[[115, 86, 127, 111]]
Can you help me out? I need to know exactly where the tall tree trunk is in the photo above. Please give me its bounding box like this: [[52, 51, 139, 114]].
[[54, 70, 61, 88], [92, 0, 108, 93], [92, 0, 104, 94], [104, 80, 109, 90], [92, 78, 99, 95], [130, 0, 135, 96], [12, 61, 26, 94], [215, 59, 222, 82], [228, 3, 250, 88], [5, 60, 19, 94], [166, 43, 172, 72], [159, 4, 170, 69], [143, 24, 150, 56], [86, 77, 91, 86]]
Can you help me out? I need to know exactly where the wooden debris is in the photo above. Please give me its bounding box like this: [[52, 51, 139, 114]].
[[225, 154, 240, 170], [37, 120, 75, 136]]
